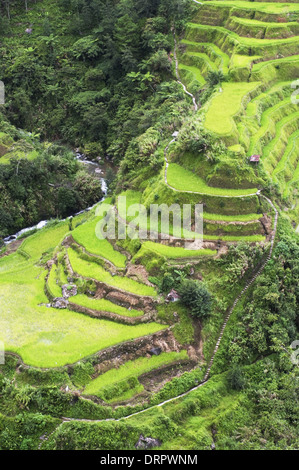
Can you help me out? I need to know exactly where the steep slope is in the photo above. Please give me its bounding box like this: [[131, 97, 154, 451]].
[[0, 0, 298, 452]]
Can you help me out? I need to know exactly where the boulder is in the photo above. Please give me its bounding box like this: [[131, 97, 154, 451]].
[[52, 298, 68, 309], [149, 347, 162, 356], [135, 434, 161, 450], [62, 284, 77, 298]]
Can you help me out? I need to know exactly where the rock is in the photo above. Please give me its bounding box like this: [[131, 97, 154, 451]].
[[62, 284, 77, 299], [259, 215, 272, 235], [126, 264, 152, 286], [46, 260, 54, 269], [135, 434, 161, 450], [52, 298, 68, 309], [149, 347, 162, 356], [187, 345, 198, 362], [106, 291, 140, 308], [166, 289, 180, 302]]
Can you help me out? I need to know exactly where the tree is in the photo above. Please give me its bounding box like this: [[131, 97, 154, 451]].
[[207, 70, 225, 87], [178, 279, 213, 318], [227, 365, 246, 390]]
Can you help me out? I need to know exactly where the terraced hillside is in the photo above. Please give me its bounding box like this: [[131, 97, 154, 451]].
[[1, 212, 205, 411], [122, 1, 296, 247], [1, 0, 292, 389], [176, 0, 299, 214], [0, 216, 168, 368], [0, 0, 298, 452]]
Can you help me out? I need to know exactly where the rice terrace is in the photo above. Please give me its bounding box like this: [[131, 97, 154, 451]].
[[0, 0, 298, 454]]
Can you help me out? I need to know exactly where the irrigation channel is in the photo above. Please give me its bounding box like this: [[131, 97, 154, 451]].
[[40, 35, 279, 435]]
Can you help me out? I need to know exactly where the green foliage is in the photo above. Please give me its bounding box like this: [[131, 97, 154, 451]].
[[206, 70, 225, 87], [0, 0, 190, 161], [178, 279, 213, 319], [212, 226, 299, 373], [170, 116, 227, 162], [0, 412, 59, 450], [118, 127, 163, 184], [0, 0, 299, 452], [82, 142, 103, 160], [71, 362, 94, 388], [0, 146, 103, 236], [161, 273, 175, 293], [227, 365, 246, 391], [83, 352, 189, 401], [219, 241, 265, 284]]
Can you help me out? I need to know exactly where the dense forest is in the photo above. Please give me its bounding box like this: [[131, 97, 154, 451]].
[[0, 0, 191, 153], [0, 0, 194, 237]]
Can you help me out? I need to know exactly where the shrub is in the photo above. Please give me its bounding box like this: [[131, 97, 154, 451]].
[[227, 366, 246, 391], [178, 279, 213, 318], [161, 273, 175, 292], [207, 70, 225, 87]]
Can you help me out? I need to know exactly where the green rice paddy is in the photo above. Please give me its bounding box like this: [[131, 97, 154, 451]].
[[167, 163, 258, 196], [83, 351, 189, 400], [67, 247, 157, 297], [69, 294, 144, 318]]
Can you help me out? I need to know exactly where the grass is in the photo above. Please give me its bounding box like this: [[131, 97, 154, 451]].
[[72, 217, 127, 268], [83, 351, 189, 398], [20, 221, 69, 261], [187, 21, 299, 49], [179, 64, 206, 87], [59, 264, 69, 285], [226, 16, 299, 39], [181, 40, 230, 74], [206, 1, 299, 15], [284, 160, 299, 198], [0, 220, 165, 368], [203, 212, 262, 222], [167, 163, 258, 196], [204, 82, 260, 137], [69, 294, 144, 318], [204, 234, 265, 242], [231, 54, 261, 69], [262, 111, 299, 174], [47, 264, 62, 298], [0, 262, 165, 368], [140, 241, 217, 259], [247, 98, 297, 156], [117, 190, 143, 208], [67, 247, 157, 297], [158, 386, 242, 450], [116, 190, 144, 224], [252, 54, 299, 73], [182, 51, 217, 73], [245, 81, 292, 118], [279, 131, 299, 197]]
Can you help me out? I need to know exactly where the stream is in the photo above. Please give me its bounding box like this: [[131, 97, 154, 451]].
[[3, 152, 109, 245]]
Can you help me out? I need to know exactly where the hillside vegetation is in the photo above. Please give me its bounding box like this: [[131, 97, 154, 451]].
[[0, 0, 298, 452]]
